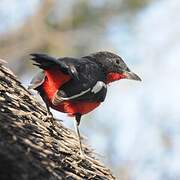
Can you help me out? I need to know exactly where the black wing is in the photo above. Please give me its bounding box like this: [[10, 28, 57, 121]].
[[30, 53, 107, 103], [52, 57, 107, 104], [52, 80, 107, 104], [30, 53, 79, 80]]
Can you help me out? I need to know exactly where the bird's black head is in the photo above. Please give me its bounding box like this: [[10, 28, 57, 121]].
[[85, 51, 141, 83]]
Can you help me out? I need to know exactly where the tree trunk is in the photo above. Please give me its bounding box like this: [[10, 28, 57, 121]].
[[0, 62, 115, 180]]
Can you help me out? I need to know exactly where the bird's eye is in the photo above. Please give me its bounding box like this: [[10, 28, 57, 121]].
[[116, 60, 120, 64]]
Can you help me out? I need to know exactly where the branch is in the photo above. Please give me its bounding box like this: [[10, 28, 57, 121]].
[[0, 63, 115, 180]]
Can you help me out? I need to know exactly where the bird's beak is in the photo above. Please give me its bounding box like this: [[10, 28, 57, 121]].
[[123, 71, 142, 81]]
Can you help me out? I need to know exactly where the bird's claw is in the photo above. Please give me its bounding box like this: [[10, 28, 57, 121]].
[[46, 113, 53, 120], [76, 150, 93, 163], [40, 112, 55, 127], [79, 150, 85, 159], [43, 113, 53, 121]]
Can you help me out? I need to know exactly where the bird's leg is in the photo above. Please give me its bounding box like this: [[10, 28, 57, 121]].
[[44, 102, 55, 126], [75, 113, 84, 157], [45, 102, 53, 118], [40, 95, 53, 119]]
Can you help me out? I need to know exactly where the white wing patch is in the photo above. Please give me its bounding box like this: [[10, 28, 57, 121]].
[[91, 81, 106, 94], [60, 88, 90, 100], [52, 81, 106, 105], [52, 88, 91, 105]]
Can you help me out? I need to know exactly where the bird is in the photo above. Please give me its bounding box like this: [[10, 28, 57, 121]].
[[29, 51, 141, 156]]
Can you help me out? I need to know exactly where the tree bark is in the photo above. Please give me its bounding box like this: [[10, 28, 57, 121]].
[[0, 63, 115, 180]]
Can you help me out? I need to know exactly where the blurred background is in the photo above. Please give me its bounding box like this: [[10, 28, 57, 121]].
[[0, 0, 180, 179]]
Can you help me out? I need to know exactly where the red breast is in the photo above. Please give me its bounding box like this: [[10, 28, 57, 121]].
[[43, 69, 71, 102], [42, 69, 100, 116]]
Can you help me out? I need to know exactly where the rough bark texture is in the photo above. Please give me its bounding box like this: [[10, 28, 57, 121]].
[[0, 63, 115, 180]]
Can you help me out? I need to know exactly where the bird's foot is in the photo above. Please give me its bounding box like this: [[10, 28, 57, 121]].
[[46, 113, 53, 120], [77, 149, 92, 160], [79, 149, 85, 159], [74, 148, 85, 159], [43, 112, 53, 121], [75, 150, 94, 165], [48, 115, 56, 127], [73, 150, 86, 164], [42, 112, 55, 127]]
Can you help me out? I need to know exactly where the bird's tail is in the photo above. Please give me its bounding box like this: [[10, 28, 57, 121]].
[[28, 71, 45, 90], [30, 53, 58, 69]]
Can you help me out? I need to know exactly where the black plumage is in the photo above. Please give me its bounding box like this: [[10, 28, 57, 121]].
[[30, 53, 107, 103], [29, 51, 141, 156]]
